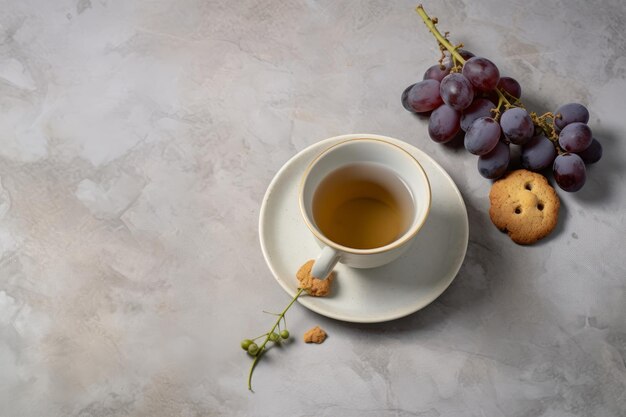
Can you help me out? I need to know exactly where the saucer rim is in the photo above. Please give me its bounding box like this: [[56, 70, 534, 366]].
[[259, 133, 469, 323]]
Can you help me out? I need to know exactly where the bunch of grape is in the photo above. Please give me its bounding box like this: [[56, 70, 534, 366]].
[[401, 49, 602, 192]]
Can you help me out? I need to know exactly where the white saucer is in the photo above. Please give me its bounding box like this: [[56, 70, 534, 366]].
[[259, 134, 469, 323]]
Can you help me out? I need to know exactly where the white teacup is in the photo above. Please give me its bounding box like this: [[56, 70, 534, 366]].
[[299, 135, 431, 279]]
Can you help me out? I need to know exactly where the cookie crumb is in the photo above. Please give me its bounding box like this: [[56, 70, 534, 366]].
[[296, 260, 335, 297], [303, 326, 327, 344]]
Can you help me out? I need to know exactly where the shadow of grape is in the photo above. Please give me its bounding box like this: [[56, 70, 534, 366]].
[[411, 110, 432, 120], [442, 130, 465, 151], [571, 127, 622, 205]]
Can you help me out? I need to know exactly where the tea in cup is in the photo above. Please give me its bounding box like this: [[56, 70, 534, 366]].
[[299, 136, 431, 278]]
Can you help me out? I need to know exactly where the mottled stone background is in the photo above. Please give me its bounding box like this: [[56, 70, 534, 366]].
[[0, 0, 624, 416]]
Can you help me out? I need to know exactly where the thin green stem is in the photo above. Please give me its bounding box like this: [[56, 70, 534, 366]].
[[262, 310, 281, 315], [501, 88, 522, 107], [495, 89, 514, 109], [416, 5, 466, 65], [247, 288, 305, 391]]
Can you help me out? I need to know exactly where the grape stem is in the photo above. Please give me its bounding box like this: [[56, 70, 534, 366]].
[[247, 287, 305, 391], [416, 5, 466, 65], [531, 111, 566, 154], [416, 5, 514, 109]]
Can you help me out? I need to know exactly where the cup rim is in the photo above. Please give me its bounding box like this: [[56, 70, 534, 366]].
[[298, 135, 432, 255]]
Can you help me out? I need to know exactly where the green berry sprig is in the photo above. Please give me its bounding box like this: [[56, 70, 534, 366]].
[[242, 287, 304, 391]]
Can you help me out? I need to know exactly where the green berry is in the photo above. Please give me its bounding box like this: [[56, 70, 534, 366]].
[[247, 343, 259, 355], [269, 332, 280, 342], [280, 330, 290, 339], [241, 339, 253, 350]]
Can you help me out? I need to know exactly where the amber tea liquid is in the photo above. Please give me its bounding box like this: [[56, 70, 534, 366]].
[[312, 163, 414, 249]]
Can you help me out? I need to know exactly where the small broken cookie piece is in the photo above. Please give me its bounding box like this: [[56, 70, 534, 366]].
[[303, 326, 327, 344], [296, 260, 335, 297], [489, 169, 560, 244]]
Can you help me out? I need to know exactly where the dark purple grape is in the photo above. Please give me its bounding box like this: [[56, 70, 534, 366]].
[[464, 117, 501, 155], [478, 141, 510, 179], [406, 80, 444, 113], [521, 134, 557, 171], [497, 77, 522, 99], [460, 98, 495, 131], [440, 73, 474, 111], [554, 103, 589, 130], [577, 137, 602, 164], [500, 107, 534, 145], [443, 49, 475, 68], [462, 57, 500, 91], [428, 104, 461, 143], [423, 64, 451, 82], [553, 153, 586, 192], [558, 122, 592, 153], [401, 83, 416, 112]]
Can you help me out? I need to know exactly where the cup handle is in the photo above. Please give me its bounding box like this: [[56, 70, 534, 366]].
[[311, 246, 340, 279]]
